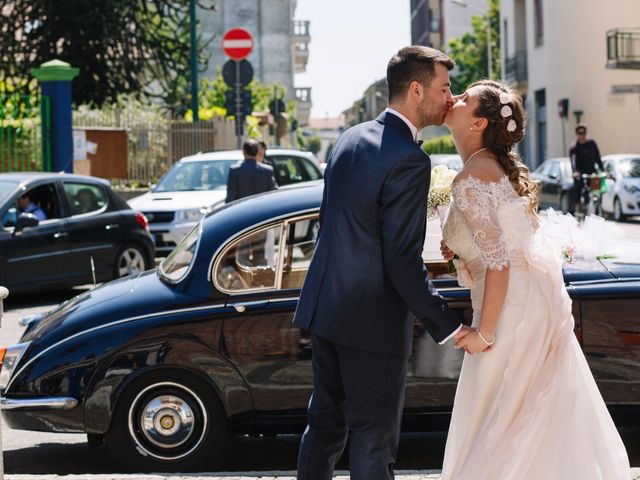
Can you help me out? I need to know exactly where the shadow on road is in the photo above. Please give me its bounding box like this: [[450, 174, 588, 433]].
[[4, 430, 639, 475]]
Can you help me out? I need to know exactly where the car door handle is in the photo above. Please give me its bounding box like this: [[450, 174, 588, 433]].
[[53, 232, 69, 239], [230, 300, 269, 313], [105, 224, 120, 230]]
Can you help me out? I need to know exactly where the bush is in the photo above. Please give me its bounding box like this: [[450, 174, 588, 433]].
[[306, 136, 322, 155], [421, 134, 457, 154]]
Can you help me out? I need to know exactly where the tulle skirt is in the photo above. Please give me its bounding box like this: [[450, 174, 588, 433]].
[[441, 234, 631, 480]]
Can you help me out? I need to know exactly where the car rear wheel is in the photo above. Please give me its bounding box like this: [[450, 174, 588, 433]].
[[104, 371, 231, 471], [115, 243, 148, 277], [614, 197, 627, 222]]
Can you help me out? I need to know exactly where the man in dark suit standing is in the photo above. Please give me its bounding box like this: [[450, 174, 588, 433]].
[[293, 46, 473, 480], [225, 139, 277, 203]]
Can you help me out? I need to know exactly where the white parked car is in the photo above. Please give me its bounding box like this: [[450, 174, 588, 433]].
[[128, 149, 323, 256], [601, 154, 640, 221], [429, 153, 463, 171]]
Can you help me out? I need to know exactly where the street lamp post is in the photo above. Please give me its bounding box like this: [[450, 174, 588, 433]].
[[451, 0, 493, 79]]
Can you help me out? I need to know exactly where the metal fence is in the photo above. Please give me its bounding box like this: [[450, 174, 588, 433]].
[[0, 94, 50, 172], [73, 107, 271, 184]]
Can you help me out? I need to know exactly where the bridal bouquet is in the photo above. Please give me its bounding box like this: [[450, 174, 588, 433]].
[[427, 165, 458, 219], [427, 165, 458, 274]]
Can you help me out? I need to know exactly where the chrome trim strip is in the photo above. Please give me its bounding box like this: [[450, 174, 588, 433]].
[[1, 396, 78, 410], [5, 303, 228, 392]]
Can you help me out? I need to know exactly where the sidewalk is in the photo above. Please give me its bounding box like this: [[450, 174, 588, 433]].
[[4, 470, 640, 480]]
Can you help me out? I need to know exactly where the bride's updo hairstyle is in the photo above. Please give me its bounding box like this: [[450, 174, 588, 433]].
[[470, 79, 539, 213]]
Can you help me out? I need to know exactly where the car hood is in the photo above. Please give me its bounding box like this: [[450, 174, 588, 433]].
[[19, 271, 202, 354], [128, 190, 227, 212]]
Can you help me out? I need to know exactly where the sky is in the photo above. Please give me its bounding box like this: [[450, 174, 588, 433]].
[[295, 0, 411, 119]]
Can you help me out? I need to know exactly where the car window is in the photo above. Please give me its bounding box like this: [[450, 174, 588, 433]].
[[0, 180, 16, 203], [269, 155, 304, 186], [296, 157, 322, 181], [281, 215, 320, 289], [2, 182, 60, 227], [63, 182, 107, 215], [534, 161, 549, 176], [214, 224, 283, 292], [619, 158, 640, 178], [160, 223, 200, 282], [154, 160, 238, 192], [548, 161, 560, 178]]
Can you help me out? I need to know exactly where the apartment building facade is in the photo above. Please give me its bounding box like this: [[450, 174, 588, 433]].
[[500, 0, 640, 167], [198, 0, 312, 125]]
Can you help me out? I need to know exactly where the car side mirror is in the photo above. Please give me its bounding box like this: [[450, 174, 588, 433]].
[[607, 173, 616, 181], [14, 213, 39, 234]]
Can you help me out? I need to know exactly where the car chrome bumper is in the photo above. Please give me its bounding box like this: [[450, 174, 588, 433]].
[[0, 395, 78, 410]]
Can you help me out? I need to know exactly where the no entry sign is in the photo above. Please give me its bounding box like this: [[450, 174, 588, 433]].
[[222, 28, 254, 60]]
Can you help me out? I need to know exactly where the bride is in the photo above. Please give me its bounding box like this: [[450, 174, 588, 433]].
[[439, 80, 631, 479]]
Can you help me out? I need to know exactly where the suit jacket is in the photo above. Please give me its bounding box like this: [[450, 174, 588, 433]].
[[226, 158, 277, 203], [292, 112, 461, 356]]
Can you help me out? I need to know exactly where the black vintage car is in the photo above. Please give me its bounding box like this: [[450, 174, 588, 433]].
[[0, 182, 638, 471], [0, 173, 155, 293]]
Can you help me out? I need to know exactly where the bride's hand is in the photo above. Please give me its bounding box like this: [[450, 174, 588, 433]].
[[440, 240, 455, 261], [455, 331, 493, 355]]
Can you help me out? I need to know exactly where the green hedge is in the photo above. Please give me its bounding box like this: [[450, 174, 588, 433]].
[[421, 134, 457, 154]]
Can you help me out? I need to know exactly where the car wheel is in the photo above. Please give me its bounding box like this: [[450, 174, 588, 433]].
[[560, 193, 570, 214], [105, 371, 231, 472], [613, 197, 627, 222], [115, 243, 148, 277]]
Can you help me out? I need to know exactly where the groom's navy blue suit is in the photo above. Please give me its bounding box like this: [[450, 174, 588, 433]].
[[293, 111, 461, 480]]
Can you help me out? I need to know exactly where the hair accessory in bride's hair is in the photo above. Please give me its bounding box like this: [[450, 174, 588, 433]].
[[498, 90, 517, 132]]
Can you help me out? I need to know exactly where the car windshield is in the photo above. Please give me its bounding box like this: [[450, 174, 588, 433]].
[[619, 158, 640, 178], [153, 160, 238, 192], [159, 223, 200, 282], [0, 180, 17, 202]]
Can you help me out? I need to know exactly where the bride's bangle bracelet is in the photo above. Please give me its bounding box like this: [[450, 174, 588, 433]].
[[478, 331, 495, 346]]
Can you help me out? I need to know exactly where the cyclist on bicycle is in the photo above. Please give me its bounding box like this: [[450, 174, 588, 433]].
[[569, 124, 603, 215]]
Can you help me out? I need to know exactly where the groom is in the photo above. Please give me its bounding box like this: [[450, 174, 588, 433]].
[[293, 46, 473, 480]]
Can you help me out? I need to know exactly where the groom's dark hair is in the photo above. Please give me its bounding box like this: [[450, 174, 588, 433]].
[[387, 46, 454, 102]]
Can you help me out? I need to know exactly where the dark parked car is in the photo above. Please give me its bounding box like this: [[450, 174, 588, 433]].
[[531, 157, 574, 212], [0, 173, 155, 293], [1, 182, 639, 471]]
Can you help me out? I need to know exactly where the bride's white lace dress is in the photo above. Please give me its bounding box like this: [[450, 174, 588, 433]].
[[440, 175, 630, 480]]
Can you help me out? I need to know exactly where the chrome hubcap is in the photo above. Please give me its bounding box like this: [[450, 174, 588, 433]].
[[118, 248, 145, 276], [140, 395, 194, 448]]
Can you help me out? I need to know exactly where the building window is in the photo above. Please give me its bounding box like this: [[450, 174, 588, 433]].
[[534, 0, 544, 46], [535, 89, 547, 166]]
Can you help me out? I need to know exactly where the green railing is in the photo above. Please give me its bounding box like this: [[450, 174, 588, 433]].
[[0, 94, 51, 172]]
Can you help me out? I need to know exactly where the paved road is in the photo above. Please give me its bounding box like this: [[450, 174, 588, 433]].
[[1, 218, 639, 476]]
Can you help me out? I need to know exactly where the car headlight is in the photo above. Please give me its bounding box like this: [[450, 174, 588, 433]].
[[623, 184, 639, 194], [0, 342, 31, 392], [176, 208, 205, 222]]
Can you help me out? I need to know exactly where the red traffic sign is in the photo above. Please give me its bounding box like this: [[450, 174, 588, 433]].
[[222, 28, 254, 61]]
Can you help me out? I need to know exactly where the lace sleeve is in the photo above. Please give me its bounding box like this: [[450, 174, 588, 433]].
[[453, 176, 510, 270]]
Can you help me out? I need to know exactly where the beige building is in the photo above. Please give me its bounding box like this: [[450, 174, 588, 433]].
[[500, 0, 640, 167]]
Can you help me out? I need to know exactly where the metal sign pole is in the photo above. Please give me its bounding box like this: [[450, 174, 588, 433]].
[[235, 60, 243, 149]]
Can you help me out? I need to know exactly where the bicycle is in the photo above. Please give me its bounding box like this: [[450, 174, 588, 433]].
[[575, 172, 605, 219]]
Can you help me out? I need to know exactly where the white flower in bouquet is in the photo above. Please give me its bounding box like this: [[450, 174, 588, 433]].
[[427, 165, 458, 218]]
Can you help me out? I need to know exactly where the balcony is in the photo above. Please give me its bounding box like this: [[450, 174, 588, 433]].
[[607, 28, 640, 69], [293, 20, 311, 73], [295, 87, 312, 126], [504, 50, 528, 87]]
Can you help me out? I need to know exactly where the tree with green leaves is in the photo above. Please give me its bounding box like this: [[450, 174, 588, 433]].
[[0, 0, 213, 109], [446, 0, 500, 94]]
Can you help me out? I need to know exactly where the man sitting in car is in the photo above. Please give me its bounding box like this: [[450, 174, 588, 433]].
[[17, 192, 47, 221]]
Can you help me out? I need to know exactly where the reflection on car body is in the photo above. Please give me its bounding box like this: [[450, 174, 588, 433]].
[[1, 182, 638, 471]]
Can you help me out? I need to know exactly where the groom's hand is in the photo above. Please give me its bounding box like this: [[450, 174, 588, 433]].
[[440, 240, 455, 261], [455, 331, 493, 355], [453, 325, 474, 341]]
